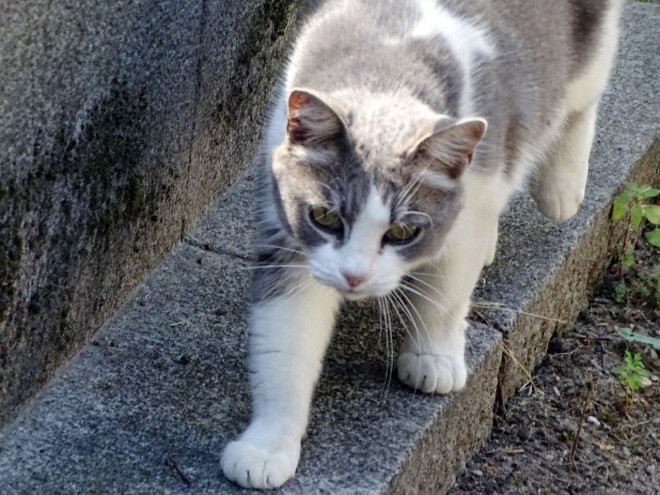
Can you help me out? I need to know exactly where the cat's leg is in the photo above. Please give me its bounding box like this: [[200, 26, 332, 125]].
[[531, 102, 598, 221], [532, 0, 621, 221], [397, 173, 509, 393], [484, 218, 498, 267], [222, 276, 341, 489]]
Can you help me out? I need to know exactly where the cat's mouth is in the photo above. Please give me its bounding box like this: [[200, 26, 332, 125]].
[[341, 289, 372, 301], [308, 269, 398, 300], [339, 284, 397, 301]]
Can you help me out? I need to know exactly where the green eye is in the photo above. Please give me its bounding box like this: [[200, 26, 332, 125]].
[[384, 224, 419, 243], [310, 206, 342, 230]]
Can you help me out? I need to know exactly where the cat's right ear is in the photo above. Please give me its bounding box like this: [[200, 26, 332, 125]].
[[286, 89, 345, 146]]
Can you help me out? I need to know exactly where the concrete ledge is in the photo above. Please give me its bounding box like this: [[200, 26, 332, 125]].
[[0, 243, 501, 494], [0, 3, 658, 494]]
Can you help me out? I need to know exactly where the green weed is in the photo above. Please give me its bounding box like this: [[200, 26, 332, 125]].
[[612, 350, 647, 406], [610, 182, 660, 305]]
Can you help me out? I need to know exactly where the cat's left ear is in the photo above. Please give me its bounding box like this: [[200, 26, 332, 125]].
[[414, 117, 487, 179]]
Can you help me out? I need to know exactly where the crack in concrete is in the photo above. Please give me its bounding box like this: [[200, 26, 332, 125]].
[[183, 236, 255, 262]]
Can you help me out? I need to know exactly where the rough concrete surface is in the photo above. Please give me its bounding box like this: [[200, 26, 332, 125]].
[[0, 243, 501, 495], [0, 0, 303, 427]]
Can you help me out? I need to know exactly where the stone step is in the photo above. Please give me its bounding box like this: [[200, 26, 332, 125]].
[[0, 4, 657, 494]]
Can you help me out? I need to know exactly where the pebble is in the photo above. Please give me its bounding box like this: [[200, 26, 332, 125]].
[[472, 469, 484, 477], [586, 416, 601, 427], [622, 446, 632, 458], [650, 375, 659, 383], [646, 464, 656, 476], [640, 376, 653, 388]]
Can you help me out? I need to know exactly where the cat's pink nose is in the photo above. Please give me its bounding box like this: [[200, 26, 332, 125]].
[[343, 273, 365, 288]]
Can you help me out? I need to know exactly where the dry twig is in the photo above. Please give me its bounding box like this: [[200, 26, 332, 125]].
[[570, 379, 597, 471]]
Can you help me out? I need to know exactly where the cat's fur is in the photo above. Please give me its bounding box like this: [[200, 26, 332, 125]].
[[222, 0, 624, 488]]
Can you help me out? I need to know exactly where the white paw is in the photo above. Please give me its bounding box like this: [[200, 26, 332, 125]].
[[397, 351, 467, 394], [531, 168, 586, 222], [533, 183, 584, 221], [221, 439, 300, 489]]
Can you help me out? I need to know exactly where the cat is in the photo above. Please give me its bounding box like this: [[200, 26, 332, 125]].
[[221, 0, 624, 488]]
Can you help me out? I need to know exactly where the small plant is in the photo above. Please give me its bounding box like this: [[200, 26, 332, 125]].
[[611, 182, 660, 304], [612, 350, 647, 406], [613, 282, 627, 303]]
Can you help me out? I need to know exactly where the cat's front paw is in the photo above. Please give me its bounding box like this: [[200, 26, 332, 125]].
[[221, 439, 300, 489], [532, 183, 584, 221], [531, 168, 586, 222], [397, 351, 467, 394]]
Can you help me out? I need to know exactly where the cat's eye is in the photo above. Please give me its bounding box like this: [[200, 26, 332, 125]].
[[310, 206, 342, 232], [384, 224, 419, 244]]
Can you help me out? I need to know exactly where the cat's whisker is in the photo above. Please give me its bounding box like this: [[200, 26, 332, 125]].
[[389, 290, 425, 397], [376, 297, 385, 345], [262, 276, 316, 306], [253, 244, 306, 256], [379, 296, 394, 396], [472, 300, 568, 323], [390, 289, 425, 352], [314, 179, 340, 203], [241, 264, 308, 271], [404, 274, 444, 296], [399, 282, 451, 317], [393, 288, 433, 347], [388, 291, 413, 343], [395, 175, 418, 206], [256, 268, 313, 299], [385, 293, 412, 384], [402, 274, 453, 311], [377, 296, 391, 386], [396, 172, 426, 209], [405, 210, 434, 228], [408, 270, 448, 280], [401, 278, 454, 321]]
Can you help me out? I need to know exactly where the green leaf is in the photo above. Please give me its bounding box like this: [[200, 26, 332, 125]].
[[631, 203, 644, 227], [612, 200, 626, 220], [639, 187, 660, 198], [624, 182, 641, 193], [617, 188, 636, 204], [618, 327, 660, 350], [612, 363, 627, 376], [644, 205, 660, 225], [646, 228, 660, 247]]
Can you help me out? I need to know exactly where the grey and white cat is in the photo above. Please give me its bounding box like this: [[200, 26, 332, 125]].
[[222, 0, 624, 488]]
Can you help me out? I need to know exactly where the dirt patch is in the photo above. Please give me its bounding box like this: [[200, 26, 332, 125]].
[[451, 224, 660, 494]]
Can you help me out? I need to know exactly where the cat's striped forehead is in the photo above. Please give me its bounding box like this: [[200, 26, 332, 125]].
[[284, 141, 412, 222]]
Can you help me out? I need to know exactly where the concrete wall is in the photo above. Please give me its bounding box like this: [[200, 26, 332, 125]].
[[0, 0, 303, 426]]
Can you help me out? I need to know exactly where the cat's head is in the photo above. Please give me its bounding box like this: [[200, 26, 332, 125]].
[[269, 88, 486, 300]]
